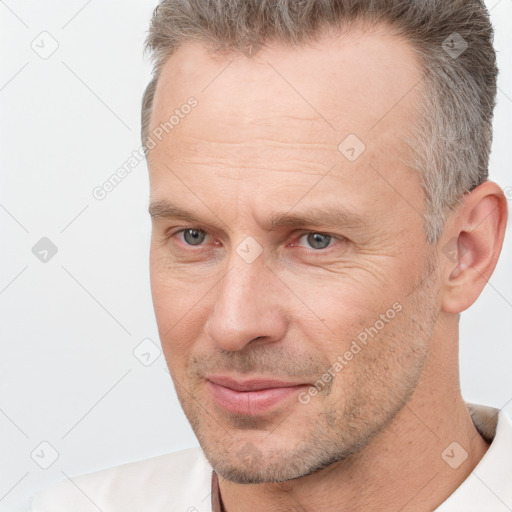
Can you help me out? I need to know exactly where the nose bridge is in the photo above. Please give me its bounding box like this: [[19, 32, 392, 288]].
[[205, 248, 285, 351]]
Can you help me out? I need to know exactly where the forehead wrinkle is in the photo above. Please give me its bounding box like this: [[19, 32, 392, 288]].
[[161, 137, 342, 180], [166, 160, 338, 181], [166, 132, 339, 155]]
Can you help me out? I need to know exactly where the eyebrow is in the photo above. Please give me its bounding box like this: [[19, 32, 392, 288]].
[[149, 200, 207, 224], [148, 200, 368, 231]]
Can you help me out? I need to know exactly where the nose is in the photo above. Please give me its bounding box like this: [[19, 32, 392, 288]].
[[204, 251, 288, 352]]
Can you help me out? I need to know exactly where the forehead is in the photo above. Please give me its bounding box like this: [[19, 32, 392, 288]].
[[149, 24, 422, 141], [147, 25, 425, 224]]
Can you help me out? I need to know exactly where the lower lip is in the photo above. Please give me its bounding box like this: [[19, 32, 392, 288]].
[[207, 381, 306, 416]]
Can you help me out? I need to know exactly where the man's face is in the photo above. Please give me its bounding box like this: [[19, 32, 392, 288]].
[[148, 27, 442, 483]]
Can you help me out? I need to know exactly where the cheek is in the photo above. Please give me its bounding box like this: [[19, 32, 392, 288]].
[[150, 264, 213, 364], [296, 279, 396, 332], [292, 278, 411, 374], [151, 247, 206, 318], [281, 250, 409, 311]]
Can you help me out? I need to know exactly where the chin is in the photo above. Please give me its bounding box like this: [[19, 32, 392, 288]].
[[204, 442, 358, 484]]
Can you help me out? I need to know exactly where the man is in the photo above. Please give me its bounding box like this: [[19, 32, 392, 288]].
[[31, 0, 510, 511]]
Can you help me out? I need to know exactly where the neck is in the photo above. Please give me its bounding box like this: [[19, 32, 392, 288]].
[[218, 325, 489, 511]]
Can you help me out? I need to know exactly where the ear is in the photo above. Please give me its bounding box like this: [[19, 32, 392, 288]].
[[439, 181, 508, 314]]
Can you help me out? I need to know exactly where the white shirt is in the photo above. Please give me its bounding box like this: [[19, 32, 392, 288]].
[[30, 404, 512, 512]]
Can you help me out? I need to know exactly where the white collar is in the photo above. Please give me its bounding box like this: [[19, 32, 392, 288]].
[[435, 403, 512, 511]]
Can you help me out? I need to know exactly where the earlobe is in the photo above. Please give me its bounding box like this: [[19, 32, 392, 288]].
[[440, 182, 508, 314]]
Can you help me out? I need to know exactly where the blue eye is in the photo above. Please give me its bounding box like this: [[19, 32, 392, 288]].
[[303, 233, 333, 250], [182, 229, 207, 246], [176, 229, 336, 250]]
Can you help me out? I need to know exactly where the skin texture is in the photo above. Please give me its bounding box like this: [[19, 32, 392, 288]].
[[147, 25, 508, 512]]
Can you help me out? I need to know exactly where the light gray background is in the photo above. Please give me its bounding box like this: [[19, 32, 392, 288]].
[[1, 1, 511, 511]]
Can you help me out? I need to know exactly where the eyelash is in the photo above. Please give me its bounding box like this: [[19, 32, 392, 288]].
[[167, 228, 344, 252]]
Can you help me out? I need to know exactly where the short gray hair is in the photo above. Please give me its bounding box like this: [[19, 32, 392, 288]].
[[141, 0, 498, 243]]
